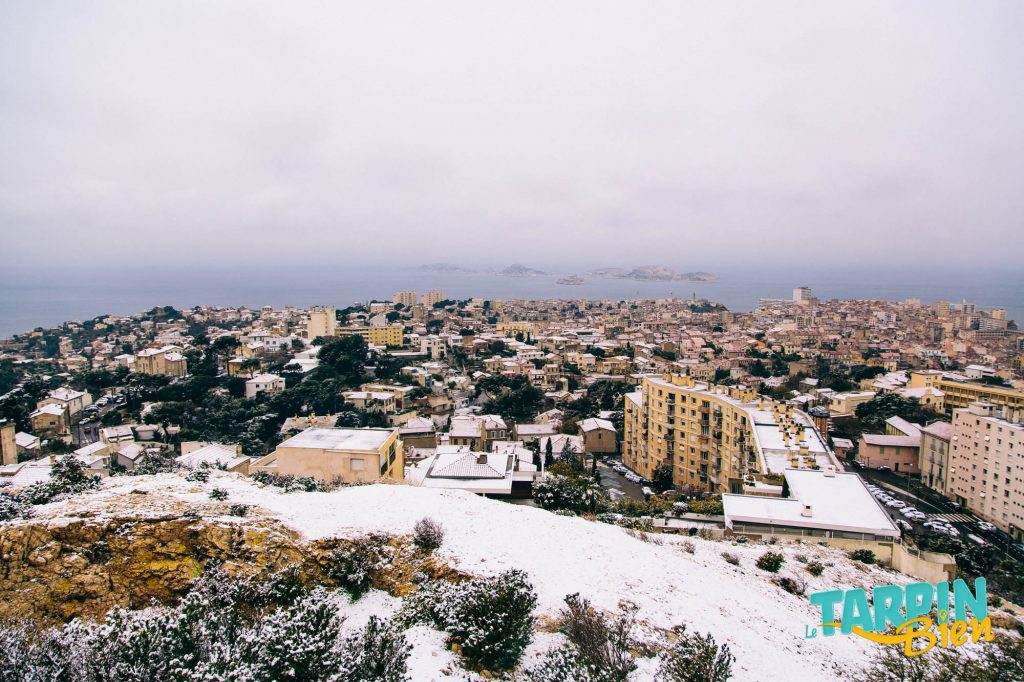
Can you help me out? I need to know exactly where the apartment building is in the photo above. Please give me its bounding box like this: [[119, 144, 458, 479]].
[[622, 374, 836, 494], [307, 306, 337, 341], [133, 346, 187, 377], [421, 290, 446, 307], [947, 402, 1024, 540], [251, 427, 402, 483], [336, 324, 403, 347], [937, 379, 1024, 412], [393, 291, 418, 307], [919, 421, 952, 494]]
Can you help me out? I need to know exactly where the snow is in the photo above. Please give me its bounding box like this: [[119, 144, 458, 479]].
[[29, 472, 912, 681]]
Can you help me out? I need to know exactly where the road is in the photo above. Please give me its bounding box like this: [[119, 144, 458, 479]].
[[595, 460, 646, 501], [71, 396, 123, 447], [858, 469, 1024, 560]]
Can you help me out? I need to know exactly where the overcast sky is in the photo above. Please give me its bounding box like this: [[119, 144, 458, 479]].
[[1, 1, 1022, 270]]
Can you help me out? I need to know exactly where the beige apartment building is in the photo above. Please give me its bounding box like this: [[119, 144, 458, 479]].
[[133, 346, 188, 377], [336, 324, 404, 347], [307, 306, 337, 341], [251, 427, 402, 483], [910, 370, 1024, 413], [421, 290, 446, 307], [939, 379, 1024, 413], [393, 291, 418, 307], [948, 402, 1024, 540], [622, 374, 837, 493]]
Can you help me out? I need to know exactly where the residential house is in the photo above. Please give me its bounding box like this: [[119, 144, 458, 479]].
[[251, 427, 402, 482]]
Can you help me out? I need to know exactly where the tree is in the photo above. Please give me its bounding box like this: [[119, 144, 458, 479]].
[[855, 393, 932, 430], [317, 336, 369, 387], [652, 463, 674, 493]]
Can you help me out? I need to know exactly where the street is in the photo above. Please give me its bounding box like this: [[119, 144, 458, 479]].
[[858, 469, 1024, 560], [595, 459, 645, 501]]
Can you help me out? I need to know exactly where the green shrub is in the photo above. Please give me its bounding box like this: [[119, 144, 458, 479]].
[[209, 487, 228, 501], [403, 570, 537, 671], [849, 549, 876, 565], [806, 561, 824, 577], [756, 551, 784, 573], [658, 624, 734, 681], [328, 533, 396, 598], [228, 503, 249, 517]]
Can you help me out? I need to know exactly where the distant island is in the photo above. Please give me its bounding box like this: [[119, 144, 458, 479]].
[[556, 275, 584, 285], [501, 263, 546, 277], [589, 266, 716, 282], [415, 262, 475, 273]]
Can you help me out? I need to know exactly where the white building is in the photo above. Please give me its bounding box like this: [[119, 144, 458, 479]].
[[245, 373, 285, 399]]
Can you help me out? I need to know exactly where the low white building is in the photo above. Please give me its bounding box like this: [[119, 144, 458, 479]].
[[245, 373, 285, 399], [407, 443, 537, 497]]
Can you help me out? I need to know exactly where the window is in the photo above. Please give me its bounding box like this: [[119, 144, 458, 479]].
[[351, 458, 365, 471]]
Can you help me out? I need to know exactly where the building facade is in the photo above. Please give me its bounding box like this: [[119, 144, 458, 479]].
[[919, 421, 952, 494], [947, 402, 1024, 540], [336, 325, 403, 347], [622, 374, 836, 493], [133, 346, 188, 377], [307, 306, 337, 341], [251, 427, 402, 483]]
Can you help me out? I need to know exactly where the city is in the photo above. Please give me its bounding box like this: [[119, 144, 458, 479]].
[[2, 2, 1023, 680], [1, 285, 1022, 679]]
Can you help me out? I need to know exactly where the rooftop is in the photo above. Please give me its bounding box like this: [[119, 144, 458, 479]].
[[724, 469, 899, 537], [277, 427, 395, 452]]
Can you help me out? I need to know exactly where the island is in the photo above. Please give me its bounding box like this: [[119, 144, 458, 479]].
[[501, 263, 546, 277], [556, 275, 584, 285], [589, 266, 716, 282]]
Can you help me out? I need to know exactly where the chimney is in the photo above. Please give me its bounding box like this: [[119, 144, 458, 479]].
[[801, 503, 813, 517], [476, 453, 487, 465]]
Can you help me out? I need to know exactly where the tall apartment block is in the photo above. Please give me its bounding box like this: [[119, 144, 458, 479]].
[[948, 402, 1024, 540], [392, 291, 418, 307], [422, 290, 446, 307], [623, 374, 837, 494], [307, 306, 337, 341]]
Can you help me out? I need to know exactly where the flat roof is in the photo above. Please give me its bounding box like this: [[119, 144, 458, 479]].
[[278, 427, 394, 452], [723, 469, 898, 537]]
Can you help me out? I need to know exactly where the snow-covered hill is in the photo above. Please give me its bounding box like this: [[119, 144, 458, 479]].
[[24, 471, 909, 680]]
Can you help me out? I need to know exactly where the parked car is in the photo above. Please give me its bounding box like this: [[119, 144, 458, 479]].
[[977, 521, 996, 532]]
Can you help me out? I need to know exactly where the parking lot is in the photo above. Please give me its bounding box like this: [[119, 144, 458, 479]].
[[859, 471, 1024, 561], [596, 459, 647, 501]]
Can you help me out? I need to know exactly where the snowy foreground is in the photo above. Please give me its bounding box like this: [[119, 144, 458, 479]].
[[38, 472, 905, 681]]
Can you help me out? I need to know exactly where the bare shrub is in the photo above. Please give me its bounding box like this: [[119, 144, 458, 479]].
[[413, 517, 445, 550], [560, 593, 637, 681]]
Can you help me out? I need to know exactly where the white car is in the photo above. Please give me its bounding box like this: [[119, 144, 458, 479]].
[[887, 500, 907, 508], [897, 520, 913, 532], [977, 522, 997, 532]]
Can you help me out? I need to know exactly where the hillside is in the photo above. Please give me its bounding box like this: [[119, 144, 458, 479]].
[[0, 471, 943, 680]]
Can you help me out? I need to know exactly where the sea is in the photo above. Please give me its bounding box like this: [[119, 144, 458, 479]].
[[0, 265, 1021, 340]]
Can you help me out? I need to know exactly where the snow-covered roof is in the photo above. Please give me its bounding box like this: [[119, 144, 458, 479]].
[[724, 469, 899, 537], [862, 434, 920, 448], [579, 417, 615, 432], [176, 443, 245, 469], [277, 427, 395, 452]]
